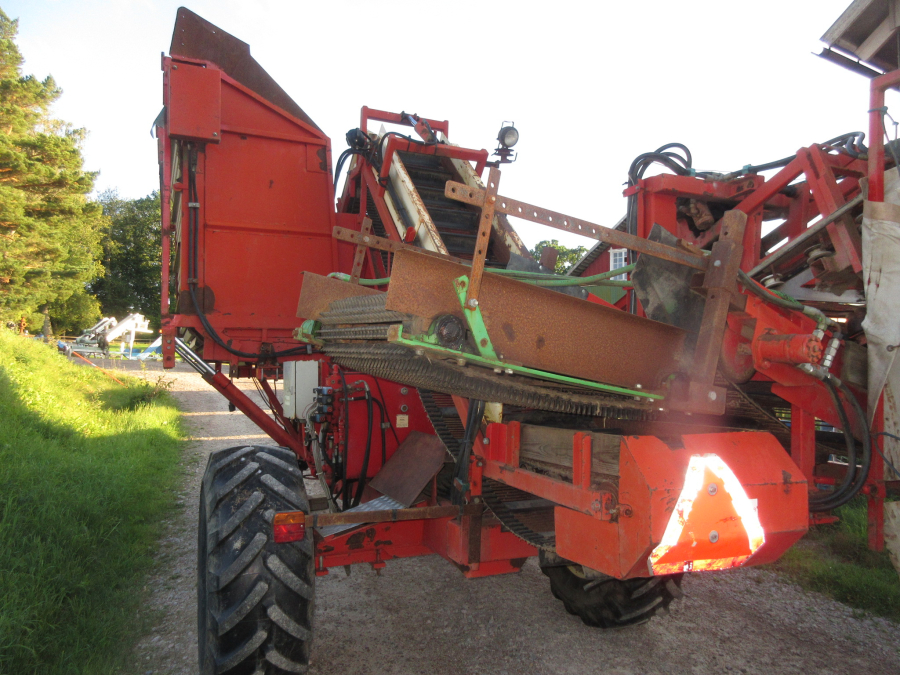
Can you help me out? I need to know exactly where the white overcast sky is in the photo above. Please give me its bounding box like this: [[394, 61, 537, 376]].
[[4, 0, 889, 249]]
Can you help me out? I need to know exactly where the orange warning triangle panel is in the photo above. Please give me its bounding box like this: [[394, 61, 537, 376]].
[[654, 467, 752, 566], [649, 454, 766, 575]]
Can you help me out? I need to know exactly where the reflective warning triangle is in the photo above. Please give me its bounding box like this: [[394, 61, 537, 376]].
[[649, 454, 765, 575]]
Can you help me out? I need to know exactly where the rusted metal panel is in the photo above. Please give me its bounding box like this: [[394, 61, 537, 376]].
[[369, 430, 448, 507], [296, 271, 381, 320], [445, 180, 708, 271], [385, 249, 686, 390], [331, 226, 466, 264], [307, 503, 482, 529], [349, 218, 373, 283], [446, 149, 529, 262], [465, 167, 501, 308]]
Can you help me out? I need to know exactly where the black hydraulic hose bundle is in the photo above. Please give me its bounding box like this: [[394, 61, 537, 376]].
[[452, 399, 486, 506], [318, 365, 396, 510], [352, 389, 374, 508], [333, 371, 391, 509], [336, 367, 351, 509], [810, 379, 859, 511], [372, 377, 401, 446], [335, 127, 436, 187], [334, 127, 437, 235], [333, 148, 366, 189], [808, 377, 872, 512], [370, 396, 389, 467], [711, 132, 867, 179], [624, 143, 694, 312]]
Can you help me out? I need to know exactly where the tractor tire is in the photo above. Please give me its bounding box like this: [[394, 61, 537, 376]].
[[539, 553, 683, 628], [198, 445, 314, 674]]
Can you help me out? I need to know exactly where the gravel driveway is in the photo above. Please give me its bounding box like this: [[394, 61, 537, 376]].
[[99, 360, 900, 675]]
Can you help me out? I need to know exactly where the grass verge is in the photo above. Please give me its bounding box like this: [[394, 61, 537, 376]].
[[0, 332, 183, 673], [769, 498, 900, 621]]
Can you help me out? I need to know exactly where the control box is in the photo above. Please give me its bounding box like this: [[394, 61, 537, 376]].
[[282, 360, 320, 420]]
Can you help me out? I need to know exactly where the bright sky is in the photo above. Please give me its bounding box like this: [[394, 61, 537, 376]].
[[5, 0, 883, 250]]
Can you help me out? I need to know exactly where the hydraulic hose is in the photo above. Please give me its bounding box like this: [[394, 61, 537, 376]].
[[809, 379, 858, 511], [806, 374, 872, 512], [352, 387, 374, 508], [451, 399, 486, 506], [337, 368, 351, 509], [745, 266, 871, 511], [372, 378, 400, 445], [334, 148, 366, 189], [328, 264, 636, 288], [708, 132, 867, 180], [371, 396, 389, 466], [737, 269, 840, 331]]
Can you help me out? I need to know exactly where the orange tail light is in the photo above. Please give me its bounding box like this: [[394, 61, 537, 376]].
[[273, 511, 306, 543]]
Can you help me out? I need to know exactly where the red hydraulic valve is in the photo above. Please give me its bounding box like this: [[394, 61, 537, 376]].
[[752, 331, 823, 370]]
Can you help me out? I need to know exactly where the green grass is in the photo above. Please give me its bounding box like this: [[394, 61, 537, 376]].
[[0, 332, 184, 673], [770, 498, 900, 621]]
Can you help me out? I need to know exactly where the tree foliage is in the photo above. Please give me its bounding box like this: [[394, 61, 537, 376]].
[[47, 287, 101, 336], [90, 191, 162, 329], [529, 239, 588, 274], [0, 9, 104, 328]]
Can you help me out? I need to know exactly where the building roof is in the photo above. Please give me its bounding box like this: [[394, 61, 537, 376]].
[[566, 215, 626, 277], [821, 0, 900, 73]]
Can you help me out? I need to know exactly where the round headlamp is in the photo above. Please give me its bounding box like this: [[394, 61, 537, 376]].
[[498, 125, 519, 148]]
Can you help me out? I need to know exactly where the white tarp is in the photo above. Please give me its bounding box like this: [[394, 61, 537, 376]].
[[862, 168, 900, 478]]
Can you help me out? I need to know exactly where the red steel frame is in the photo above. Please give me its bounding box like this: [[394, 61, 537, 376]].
[[158, 28, 895, 576], [621, 127, 890, 548], [337, 108, 490, 261], [157, 47, 540, 576]]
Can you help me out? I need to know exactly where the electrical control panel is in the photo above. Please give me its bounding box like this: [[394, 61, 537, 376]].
[[282, 360, 320, 420]]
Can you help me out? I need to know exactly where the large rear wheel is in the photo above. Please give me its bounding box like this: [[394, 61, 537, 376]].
[[198, 445, 314, 674], [539, 552, 683, 628]]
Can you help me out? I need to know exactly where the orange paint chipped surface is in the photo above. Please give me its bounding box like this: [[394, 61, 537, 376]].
[[649, 454, 765, 575]]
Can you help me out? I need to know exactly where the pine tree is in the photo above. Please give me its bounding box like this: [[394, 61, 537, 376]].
[[0, 9, 104, 329]]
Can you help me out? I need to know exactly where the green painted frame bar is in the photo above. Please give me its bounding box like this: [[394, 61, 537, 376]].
[[386, 324, 665, 401], [454, 276, 498, 360]]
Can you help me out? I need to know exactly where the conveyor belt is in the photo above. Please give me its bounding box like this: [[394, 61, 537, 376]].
[[482, 479, 557, 551], [397, 151, 504, 266]]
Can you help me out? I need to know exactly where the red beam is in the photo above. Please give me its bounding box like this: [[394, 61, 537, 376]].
[[868, 70, 900, 202], [204, 371, 308, 461], [360, 106, 450, 138]]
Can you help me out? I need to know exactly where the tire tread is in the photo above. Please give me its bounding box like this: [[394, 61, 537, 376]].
[[198, 446, 314, 675], [539, 558, 683, 629]]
